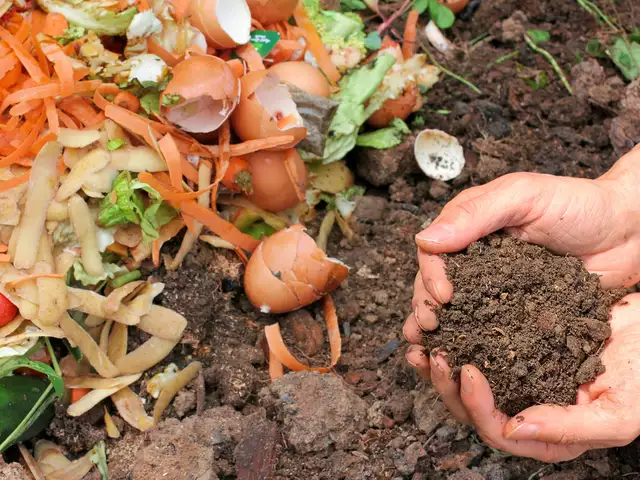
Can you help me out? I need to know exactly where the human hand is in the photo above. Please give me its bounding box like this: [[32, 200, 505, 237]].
[[411, 294, 640, 462], [404, 147, 640, 347]]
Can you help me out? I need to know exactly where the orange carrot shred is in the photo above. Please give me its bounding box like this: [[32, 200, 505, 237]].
[[43, 13, 69, 37], [180, 201, 260, 252], [402, 8, 419, 60], [30, 133, 57, 155], [265, 294, 341, 378], [0, 254, 10, 263], [137, 172, 211, 202], [0, 63, 22, 89], [0, 54, 19, 78], [70, 388, 91, 404], [104, 103, 162, 147], [293, 4, 340, 83], [58, 96, 103, 127], [0, 244, 8, 253], [157, 134, 184, 191], [147, 38, 181, 67], [226, 59, 245, 78], [0, 171, 29, 192], [44, 98, 59, 134], [0, 109, 46, 168], [56, 109, 79, 129], [0, 26, 48, 84], [31, 9, 47, 37], [9, 99, 42, 117], [113, 91, 140, 112], [32, 33, 51, 78], [41, 41, 75, 96]]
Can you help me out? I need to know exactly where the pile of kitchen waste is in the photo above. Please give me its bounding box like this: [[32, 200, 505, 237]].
[[423, 234, 625, 416], [0, 0, 452, 477]]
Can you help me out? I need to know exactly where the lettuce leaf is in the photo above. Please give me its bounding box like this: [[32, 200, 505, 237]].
[[356, 118, 410, 149], [72, 260, 128, 287]]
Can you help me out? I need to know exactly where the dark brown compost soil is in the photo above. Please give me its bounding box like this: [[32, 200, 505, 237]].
[[423, 234, 624, 415]]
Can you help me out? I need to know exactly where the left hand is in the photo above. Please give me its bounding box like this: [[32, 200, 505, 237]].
[[409, 293, 640, 462]]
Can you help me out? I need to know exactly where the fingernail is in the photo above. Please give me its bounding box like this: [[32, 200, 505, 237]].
[[427, 279, 445, 304], [416, 224, 453, 245], [405, 345, 425, 367], [430, 353, 444, 379], [505, 423, 540, 440], [461, 367, 473, 394]]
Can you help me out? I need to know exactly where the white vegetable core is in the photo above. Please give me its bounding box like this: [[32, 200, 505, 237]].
[[255, 73, 304, 132], [217, 0, 251, 45], [414, 129, 465, 181]]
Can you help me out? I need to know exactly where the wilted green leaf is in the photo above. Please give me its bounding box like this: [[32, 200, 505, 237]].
[[607, 37, 640, 80], [526, 29, 550, 44]]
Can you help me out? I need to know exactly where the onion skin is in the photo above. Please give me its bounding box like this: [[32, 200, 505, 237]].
[[246, 149, 307, 212], [244, 225, 349, 314], [188, 0, 251, 49], [268, 62, 331, 98], [246, 0, 299, 25], [367, 82, 420, 128], [231, 70, 307, 149]]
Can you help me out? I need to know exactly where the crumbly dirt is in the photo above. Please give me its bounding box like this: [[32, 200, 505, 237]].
[[423, 235, 624, 415], [12, 0, 640, 478]]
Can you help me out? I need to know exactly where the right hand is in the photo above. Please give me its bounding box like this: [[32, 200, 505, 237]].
[[404, 146, 640, 374]]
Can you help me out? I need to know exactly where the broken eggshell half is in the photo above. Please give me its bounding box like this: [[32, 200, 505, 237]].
[[231, 70, 307, 150], [187, 0, 251, 49], [414, 129, 465, 181], [160, 55, 240, 136], [246, 0, 299, 25], [244, 225, 349, 314]]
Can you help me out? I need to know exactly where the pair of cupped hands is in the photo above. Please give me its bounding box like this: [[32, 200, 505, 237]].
[[404, 147, 640, 462]]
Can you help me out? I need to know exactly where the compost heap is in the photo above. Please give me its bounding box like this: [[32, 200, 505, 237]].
[[0, 0, 442, 476], [423, 234, 625, 416]]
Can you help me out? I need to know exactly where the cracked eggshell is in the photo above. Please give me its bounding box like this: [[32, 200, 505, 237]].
[[244, 225, 349, 314], [230, 70, 307, 149], [160, 55, 240, 135], [414, 129, 465, 181], [188, 0, 251, 49], [246, 0, 299, 25]]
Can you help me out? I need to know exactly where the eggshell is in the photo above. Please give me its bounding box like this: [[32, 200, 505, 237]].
[[244, 225, 349, 313], [188, 0, 251, 49], [247, 0, 299, 25], [268, 62, 331, 98], [414, 129, 465, 181], [245, 149, 307, 212], [160, 55, 240, 134], [230, 70, 307, 149], [367, 82, 420, 128]]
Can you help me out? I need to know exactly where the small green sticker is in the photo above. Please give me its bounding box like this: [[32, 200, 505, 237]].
[[232, 30, 281, 60]]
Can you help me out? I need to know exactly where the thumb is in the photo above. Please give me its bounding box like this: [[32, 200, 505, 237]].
[[416, 174, 542, 253], [503, 398, 634, 447]]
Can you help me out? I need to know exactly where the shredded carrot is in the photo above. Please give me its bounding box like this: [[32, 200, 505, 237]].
[[293, 4, 340, 83], [0, 80, 101, 113], [43, 12, 69, 37], [152, 218, 185, 267], [44, 97, 59, 134], [0, 254, 10, 263], [31, 9, 47, 37], [113, 91, 140, 112], [32, 33, 51, 78], [93, 83, 122, 110], [0, 54, 19, 78], [0, 244, 8, 253], [138, 0, 151, 11], [106, 243, 129, 257], [157, 134, 184, 191], [151, 240, 161, 267], [104, 103, 163, 147], [6, 273, 65, 289], [58, 95, 104, 127], [0, 109, 46, 168], [180, 201, 260, 252], [147, 38, 181, 67], [30, 133, 57, 155], [0, 26, 48, 84], [137, 172, 211, 202], [403, 8, 419, 60], [56, 109, 79, 129], [70, 388, 91, 404], [9, 99, 42, 116], [265, 294, 341, 377], [235, 43, 265, 72], [204, 135, 295, 157], [72, 67, 90, 81], [0, 63, 22, 89], [41, 40, 75, 96], [0, 172, 29, 192]]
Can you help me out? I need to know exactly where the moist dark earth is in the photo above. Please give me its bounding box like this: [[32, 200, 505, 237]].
[[4, 0, 640, 478], [424, 235, 624, 416]]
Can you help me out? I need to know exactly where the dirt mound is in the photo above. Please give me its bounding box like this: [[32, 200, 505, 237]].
[[424, 234, 624, 415]]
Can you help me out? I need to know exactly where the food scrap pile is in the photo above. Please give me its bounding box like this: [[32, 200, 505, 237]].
[[0, 0, 442, 476]]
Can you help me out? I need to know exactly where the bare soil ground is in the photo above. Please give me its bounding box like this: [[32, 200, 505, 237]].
[[4, 0, 640, 478]]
